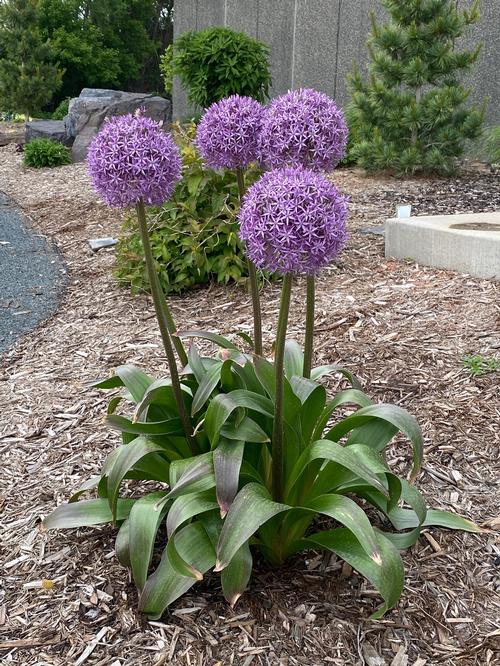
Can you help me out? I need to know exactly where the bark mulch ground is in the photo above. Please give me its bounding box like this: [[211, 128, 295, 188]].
[[0, 143, 499, 666]]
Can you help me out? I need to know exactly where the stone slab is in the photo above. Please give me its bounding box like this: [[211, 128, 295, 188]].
[[25, 120, 72, 146], [385, 212, 500, 280]]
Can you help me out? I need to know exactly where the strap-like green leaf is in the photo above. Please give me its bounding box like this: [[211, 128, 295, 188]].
[[134, 378, 192, 421], [69, 475, 102, 502], [310, 364, 361, 389], [313, 389, 373, 440], [139, 522, 216, 619], [299, 528, 404, 619], [166, 492, 219, 537], [92, 364, 154, 403], [325, 404, 423, 481], [115, 519, 131, 568], [43, 498, 135, 530], [168, 452, 215, 498], [106, 414, 183, 436], [388, 507, 482, 533], [303, 494, 382, 564], [221, 541, 253, 607], [220, 416, 270, 443], [215, 483, 289, 571], [191, 362, 222, 415], [166, 531, 204, 580], [214, 440, 244, 517], [205, 390, 274, 447], [108, 438, 166, 521], [178, 330, 240, 350], [283, 340, 304, 378], [128, 492, 170, 590], [285, 439, 390, 501]]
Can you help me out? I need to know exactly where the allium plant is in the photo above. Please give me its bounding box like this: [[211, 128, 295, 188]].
[[258, 88, 349, 172], [44, 95, 480, 621]]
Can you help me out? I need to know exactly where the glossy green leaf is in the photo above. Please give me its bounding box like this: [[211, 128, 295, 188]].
[[325, 404, 423, 481], [220, 416, 269, 443], [299, 528, 404, 619], [166, 491, 219, 536], [93, 364, 154, 403], [310, 364, 362, 389], [168, 452, 215, 498], [313, 389, 373, 440], [115, 519, 131, 568], [69, 475, 102, 503], [178, 330, 240, 350], [303, 494, 382, 563], [139, 522, 216, 619], [166, 530, 204, 580], [285, 439, 390, 501], [129, 492, 169, 590], [221, 541, 253, 607], [214, 439, 244, 516], [134, 378, 191, 421], [215, 483, 289, 571], [205, 390, 274, 447], [106, 414, 183, 436], [191, 362, 222, 415], [388, 507, 482, 533], [43, 498, 135, 530], [283, 340, 304, 378], [108, 438, 166, 521]]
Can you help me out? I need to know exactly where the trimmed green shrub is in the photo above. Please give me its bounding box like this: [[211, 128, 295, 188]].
[[114, 123, 260, 295], [172, 27, 271, 108], [23, 138, 71, 168], [52, 97, 70, 120]]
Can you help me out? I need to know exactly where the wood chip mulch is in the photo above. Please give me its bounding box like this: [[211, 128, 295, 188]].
[[0, 143, 499, 666]]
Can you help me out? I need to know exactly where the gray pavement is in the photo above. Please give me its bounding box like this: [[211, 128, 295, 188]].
[[0, 192, 66, 354]]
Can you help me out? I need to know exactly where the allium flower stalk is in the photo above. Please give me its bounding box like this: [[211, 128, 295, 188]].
[[196, 95, 265, 170], [258, 88, 348, 172], [87, 113, 196, 452], [239, 167, 349, 496], [197, 95, 265, 355]]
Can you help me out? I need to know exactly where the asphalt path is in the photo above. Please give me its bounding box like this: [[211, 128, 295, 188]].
[[0, 192, 66, 354]]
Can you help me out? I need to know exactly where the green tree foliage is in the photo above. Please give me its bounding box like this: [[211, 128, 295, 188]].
[[173, 27, 271, 109], [38, 0, 174, 103], [348, 0, 484, 175], [0, 0, 63, 118]]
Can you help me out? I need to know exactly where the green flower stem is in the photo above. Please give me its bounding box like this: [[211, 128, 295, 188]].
[[136, 200, 196, 453], [135, 203, 187, 367], [303, 274, 315, 378], [271, 273, 293, 503], [236, 168, 263, 356]]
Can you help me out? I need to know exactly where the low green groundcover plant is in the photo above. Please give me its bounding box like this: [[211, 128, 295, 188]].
[[114, 123, 257, 295], [23, 138, 71, 168], [44, 95, 480, 620]]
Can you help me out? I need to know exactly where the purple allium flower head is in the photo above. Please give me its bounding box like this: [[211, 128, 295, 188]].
[[259, 88, 348, 172], [239, 167, 348, 275], [196, 95, 265, 170], [87, 113, 182, 208]]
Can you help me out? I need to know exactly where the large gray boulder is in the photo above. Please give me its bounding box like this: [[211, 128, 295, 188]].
[[25, 120, 73, 146], [66, 88, 172, 162]]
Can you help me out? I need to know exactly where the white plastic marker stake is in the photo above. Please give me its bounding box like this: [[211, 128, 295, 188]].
[[396, 204, 412, 219]]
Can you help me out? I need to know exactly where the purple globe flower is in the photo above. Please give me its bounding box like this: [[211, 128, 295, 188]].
[[239, 167, 348, 275], [87, 113, 182, 208], [196, 95, 265, 170], [259, 88, 348, 172]]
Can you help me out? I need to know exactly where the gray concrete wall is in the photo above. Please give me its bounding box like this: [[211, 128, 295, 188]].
[[173, 0, 499, 133]]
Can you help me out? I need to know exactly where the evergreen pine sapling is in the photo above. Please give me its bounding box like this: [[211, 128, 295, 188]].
[[0, 0, 62, 120], [348, 0, 484, 175]]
